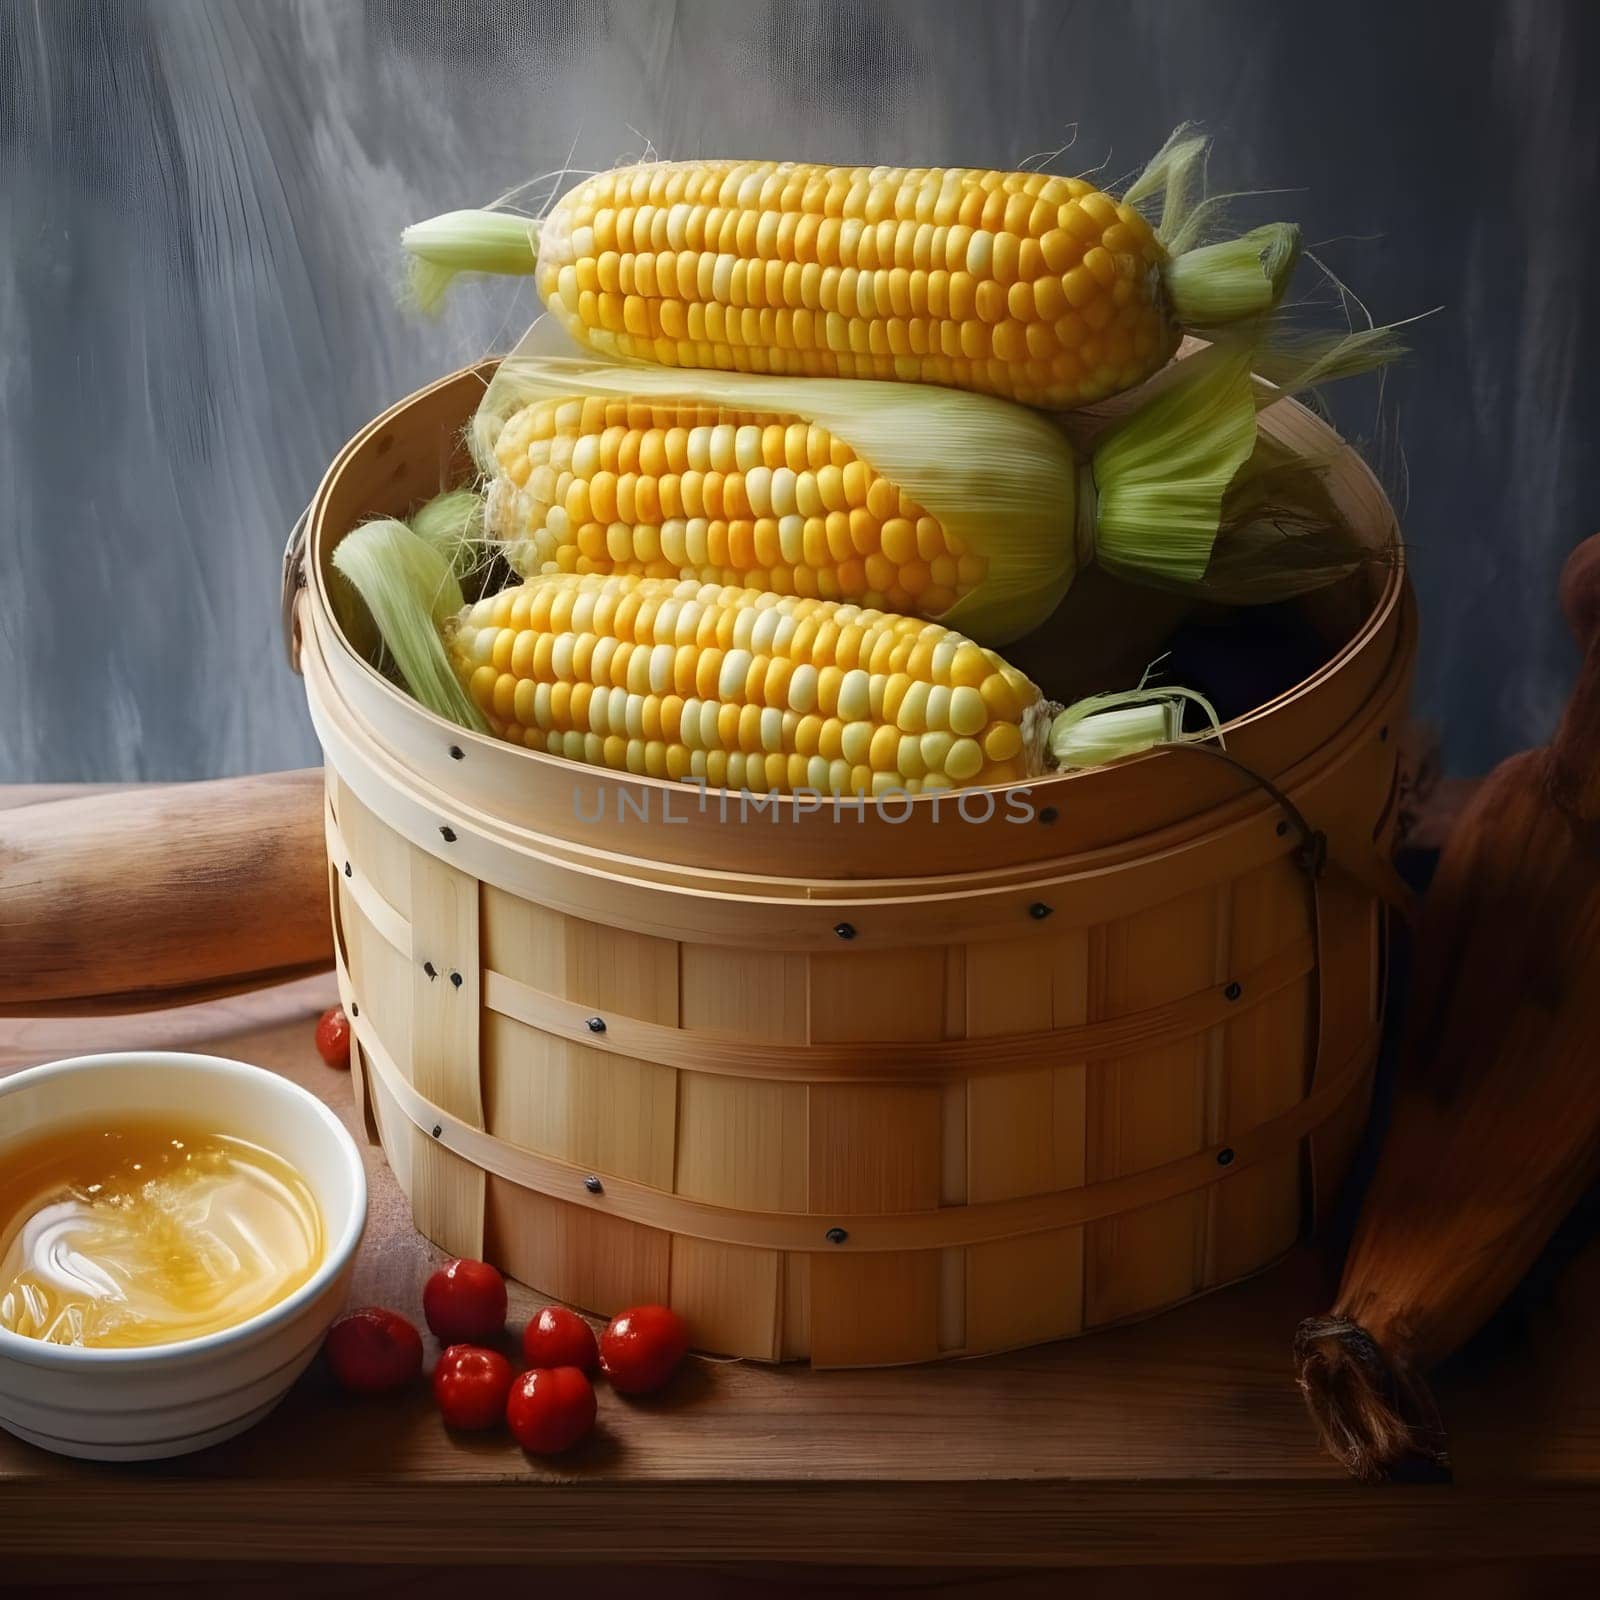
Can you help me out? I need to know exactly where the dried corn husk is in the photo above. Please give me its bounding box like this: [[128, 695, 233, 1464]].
[[1295, 533, 1600, 1481]]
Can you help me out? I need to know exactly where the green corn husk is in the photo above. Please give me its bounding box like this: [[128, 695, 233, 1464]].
[[407, 487, 485, 576], [1086, 339, 1259, 591], [330, 490, 491, 662], [1122, 125, 1302, 327], [1162, 226, 1303, 326], [1048, 684, 1224, 770], [402, 209, 541, 315], [331, 519, 487, 733]]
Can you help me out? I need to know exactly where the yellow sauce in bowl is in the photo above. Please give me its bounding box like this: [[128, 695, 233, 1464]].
[[0, 1118, 323, 1348]]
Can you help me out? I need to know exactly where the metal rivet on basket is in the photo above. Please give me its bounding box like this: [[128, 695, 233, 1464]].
[[1224, 981, 1242, 1002], [586, 1016, 606, 1034], [439, 825, 457, 843], [448, 745, 465, 760], [1038, 806, 1059, 826], [449, 971, 462, 989], [342, 860, 352, 878], [423, 961, 437, 980], [825, 1227, 848, 1245], [1029, 902, 1053, 921], [584, 1175, 604, 1195], [431, 1124, 442, 1140], [1216, 1147, 1235, 1167], [1275, 820, 1290, 837], [833, 922, 857, 941]]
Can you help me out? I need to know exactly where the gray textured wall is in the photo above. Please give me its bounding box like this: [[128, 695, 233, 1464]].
[[2, 0, 1597, 783]]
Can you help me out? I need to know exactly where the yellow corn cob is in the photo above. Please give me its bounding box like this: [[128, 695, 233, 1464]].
[[403, 135, 1300, 409], [539, 161, 1172, 407], [448, 572, 1039, 794], [470, 341, 1264, 645], [457, 327, 1397, 647], [335, 522, 1243, 796], [487, 392, 985, 618]]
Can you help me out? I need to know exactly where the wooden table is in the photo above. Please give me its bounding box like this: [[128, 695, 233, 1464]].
[[2, 974, 1599, 1596]]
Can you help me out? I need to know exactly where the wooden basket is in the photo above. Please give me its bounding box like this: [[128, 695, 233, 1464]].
[[288, 362, 1414, 1367]]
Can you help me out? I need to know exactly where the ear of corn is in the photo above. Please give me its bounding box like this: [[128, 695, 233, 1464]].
[[401, 129, 1300, 408], [482, 392, 984, 621], [469, 351, 1260, 647], [461, 319, 1397, 647], [336, 523, 1238, 792], [334, 520, 1046, 795], [472, 358, 1080, 645]]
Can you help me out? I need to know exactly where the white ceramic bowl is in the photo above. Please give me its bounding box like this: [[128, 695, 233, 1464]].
[[0, 1051, 366, 1460]]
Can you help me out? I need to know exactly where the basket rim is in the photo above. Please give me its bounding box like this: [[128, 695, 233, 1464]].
[[300, 357, 1408, 862]]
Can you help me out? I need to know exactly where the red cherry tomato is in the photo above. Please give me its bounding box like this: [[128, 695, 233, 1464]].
[[422, 1257, 507, 1344], [315, 1005, 351, 1070], [505, 1366, 596, 1454], [522, 1305, 600, 1375], [432, 1343, 513, 1430], [599, 1304, 689, 1395], [323, 1307, 423, 1395]]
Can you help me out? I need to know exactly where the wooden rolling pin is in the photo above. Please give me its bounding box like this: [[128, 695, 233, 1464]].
[[1296, 531, 1600, 1480], [0, 770, 331, 1016]]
